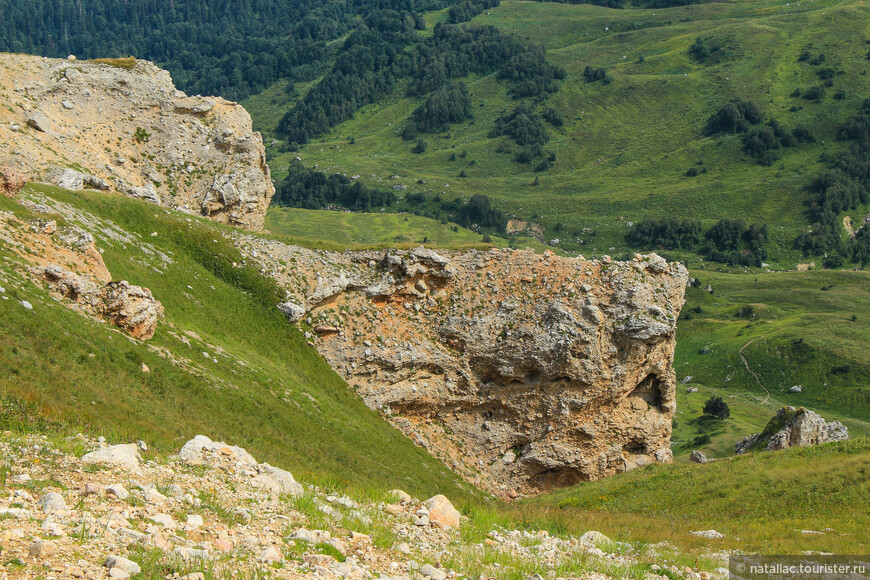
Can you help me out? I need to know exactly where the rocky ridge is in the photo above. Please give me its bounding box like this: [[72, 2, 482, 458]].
[[0, 196, 164, 340], [0, 430, 728, 580], [231, 235, 689, 497], [735, 407, 849, 454], [0, 54, 273, 230]]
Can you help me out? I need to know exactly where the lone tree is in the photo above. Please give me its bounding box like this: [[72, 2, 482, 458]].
[[703, 396, 730, 420]]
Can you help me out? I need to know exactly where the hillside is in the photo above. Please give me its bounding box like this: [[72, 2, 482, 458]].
[[526, 437, 870, 553], [0, 184, 480, 502], [247, 0, 870, 263]]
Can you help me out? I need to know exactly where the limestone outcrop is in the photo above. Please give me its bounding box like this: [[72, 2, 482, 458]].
[[232, 236, 689, 496], [0, 166, 27, 198], [0, 205, 163, 340], [735, 407, 849, 454], [0, 54, 273, 230]]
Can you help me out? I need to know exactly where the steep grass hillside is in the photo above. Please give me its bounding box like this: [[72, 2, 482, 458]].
[[0, 186, 481, 502], [247, 0, 870, 260]]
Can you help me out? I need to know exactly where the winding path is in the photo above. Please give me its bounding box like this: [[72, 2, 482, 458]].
[[739, 335, 771, 404]]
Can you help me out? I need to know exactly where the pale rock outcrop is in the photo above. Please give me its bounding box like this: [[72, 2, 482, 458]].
[[178, 435, 259, 466], [278, 301, 306, 322], [735, 407, 849, 454], [250, 464, 304, 498], [101, 281, 164, 340], [689, 450, 708, 464], [38, 492, 68, 515], [0, 54, 273, 230], [423, 495, 461, 529], [40, 266, 164, 340], [0, 166, 27, 198], [178, 436, 303, 498], [81, 444, 142, 473], [105, 555, 142, 576], [231, 238, 689, 496]]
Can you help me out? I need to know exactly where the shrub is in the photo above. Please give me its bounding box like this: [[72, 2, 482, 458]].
[[703, 397, 730, 420], [133, 127, 151, 143], [412, 140, 428, 154]]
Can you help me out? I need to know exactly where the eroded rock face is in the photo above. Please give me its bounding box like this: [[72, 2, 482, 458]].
[[232, 237, 688, 496], [40, 267, 164, 340], [0, 166, 27, 198], [101, 281, 164, 340], [736, 407, 849, 454], [0, 54, 273, 230]]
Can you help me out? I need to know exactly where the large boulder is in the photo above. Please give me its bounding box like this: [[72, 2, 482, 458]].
[[423, 495, 461, 529], [82, 444, 142, 473], [736, 407, 849, 454], [250, 464, 303, 498], [178, 435, 258, 466], [100, 281, 164, 340], [26, 111, 51, 132], [0, 166, 27, 198]]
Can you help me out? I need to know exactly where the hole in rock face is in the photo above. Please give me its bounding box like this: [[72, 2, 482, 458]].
[[631, 373, 663, 411], [531, 466, 588, 490], [623, 440, 647, 455]]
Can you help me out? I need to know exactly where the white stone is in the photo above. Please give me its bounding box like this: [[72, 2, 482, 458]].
[[81, 444, 141, 472]]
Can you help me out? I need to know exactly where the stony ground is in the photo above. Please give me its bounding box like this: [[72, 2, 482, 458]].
[[0, 431, 729, 580]]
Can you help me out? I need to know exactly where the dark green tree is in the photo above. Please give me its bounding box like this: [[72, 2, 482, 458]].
[[703, 397, 730, 420]]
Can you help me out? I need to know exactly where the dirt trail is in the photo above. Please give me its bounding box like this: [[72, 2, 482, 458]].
[[739, 335, 770, 403]]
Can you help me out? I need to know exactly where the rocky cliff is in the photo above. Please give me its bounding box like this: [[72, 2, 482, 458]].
[[0, 54, 273, 230], [232, 236, 689, 497], [735, 407, 849, 454]]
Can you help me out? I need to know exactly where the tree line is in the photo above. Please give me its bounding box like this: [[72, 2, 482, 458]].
[[279, 17, 565, 144], [796, 98, 870, 265], [446, 0, 500, 23], [0, 0, 471, 102], [273, 159, 397, 211], [626, 217, 768, 266]]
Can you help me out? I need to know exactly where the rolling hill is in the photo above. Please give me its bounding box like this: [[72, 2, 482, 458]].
[[247, 0, 870, 263]]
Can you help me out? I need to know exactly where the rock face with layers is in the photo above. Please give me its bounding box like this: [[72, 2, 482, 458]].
[[735, 407, 849, 454], [232, 237, 689, 496], [0, 54, 273, 230]]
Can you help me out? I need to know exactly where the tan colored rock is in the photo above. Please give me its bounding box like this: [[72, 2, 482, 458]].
[[388, 489, 413, 504], [233, 240, 689, 496], [101, 281, 164, 340], [423, 495, 461, 529], [81, 443, 142, 473], [0, 54, 273, 230], [28, 538, 57, 557], [39, 266, 164, 340], [736, 407, 849, 454], [0, 166, 26, 198]]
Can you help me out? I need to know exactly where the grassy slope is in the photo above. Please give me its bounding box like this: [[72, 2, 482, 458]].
[[0, 186, 482, 502], [246, 0, 870, 261], [523, 438, 870, 553], [264, 206, 553, 251], [671, 269, 870, 458]]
